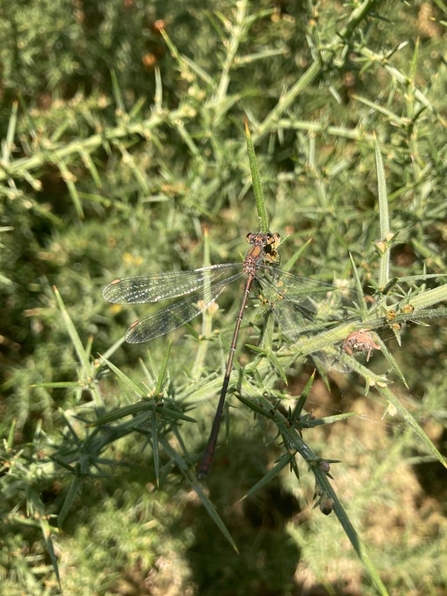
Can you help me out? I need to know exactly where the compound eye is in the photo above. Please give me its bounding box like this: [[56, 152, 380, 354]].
[[264, 232, 278, 251], [246, 232, 254, 244]]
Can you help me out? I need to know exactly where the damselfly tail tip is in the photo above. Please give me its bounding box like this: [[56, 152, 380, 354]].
[[197, 458, 211, 480]]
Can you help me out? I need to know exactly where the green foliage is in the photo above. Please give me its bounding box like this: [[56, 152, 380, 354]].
[[1, 0, 447, 594]]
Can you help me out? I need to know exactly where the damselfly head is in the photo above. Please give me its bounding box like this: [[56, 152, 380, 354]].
[[246, 231, 280, 245]]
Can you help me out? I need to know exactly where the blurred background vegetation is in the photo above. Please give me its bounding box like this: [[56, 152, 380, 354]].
[[1, 0, 447, 594]]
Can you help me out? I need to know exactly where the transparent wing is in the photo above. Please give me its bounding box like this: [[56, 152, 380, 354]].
[[125, 273, 242, 343], [256, 265, 367, 372], [257, 265, 363, 340], [103, 263, 240, 304], [312, 347, 355, 374]]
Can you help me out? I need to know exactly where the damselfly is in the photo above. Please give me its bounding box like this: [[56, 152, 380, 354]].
[[103, 232, 363, 476]]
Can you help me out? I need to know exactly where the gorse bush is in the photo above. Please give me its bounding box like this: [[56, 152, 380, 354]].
[[1, 1, 447, 594]]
